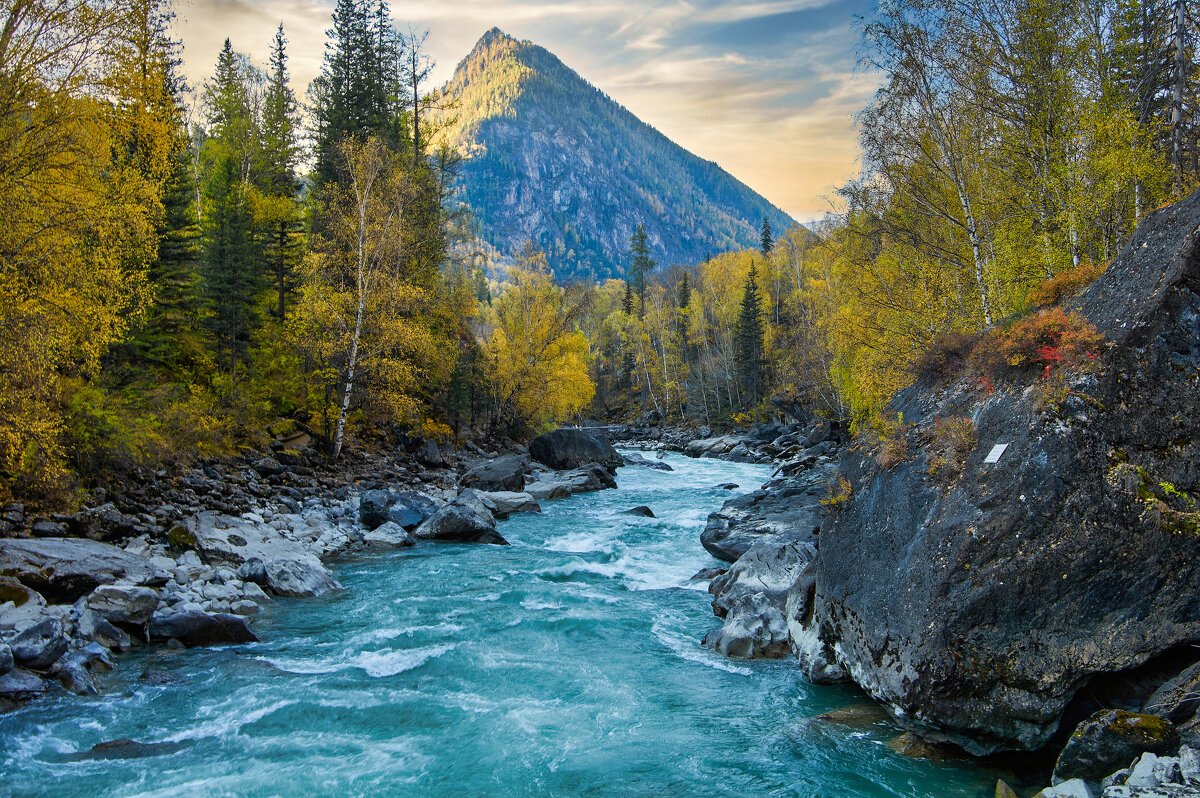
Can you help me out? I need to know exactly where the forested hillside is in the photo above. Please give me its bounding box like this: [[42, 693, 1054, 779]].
[[438, 28, 796, 281]]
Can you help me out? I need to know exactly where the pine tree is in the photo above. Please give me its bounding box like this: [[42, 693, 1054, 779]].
[[676, 270, 690, 341], [629, 224, 654, 317], [261, 25, 299, 196], [258, 26, 303, 319], [621, 280, 636, 388], [314, 0, 401, 182], [761, 217, 774, 258], [202, 156, 261, 380], [735, 265, 766, 411]]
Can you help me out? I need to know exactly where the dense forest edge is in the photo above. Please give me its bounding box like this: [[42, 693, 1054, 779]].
[[1, 0, 1198, 515]]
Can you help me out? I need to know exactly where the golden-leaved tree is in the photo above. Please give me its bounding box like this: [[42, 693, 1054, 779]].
[[293, 136, 437, 459], [0, 0, 163, 502], [485, 244, 594, 433]]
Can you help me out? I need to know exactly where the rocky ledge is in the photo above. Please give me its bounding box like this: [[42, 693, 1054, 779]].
[[0, 427, 622, 708], [697, 190, 1200, 768]]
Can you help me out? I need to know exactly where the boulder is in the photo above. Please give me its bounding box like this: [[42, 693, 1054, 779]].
[[358, 490, 441, 530], [416, 439, 444, 467], [358, 489, 397, 530], [0, 538, 169, 603], [704, 541, 815, 659], [1145, 662, 1200, 726], [50, 645, 113, 696], [74, 608, 131, 651], [86, 585, 159, 627], [1054, 711, 1181, 787], [624, 506, 655, 518], [9, 616, 69, 669], [525, 463, 617, 500], [787, 190, 1200, 754], [263, 559, 341, 599], [360, 521, 416, 548], [461, 454, 529, 493], [529, 428, 623, 471], [622, 452, 674, 471], [413, 499, 507, 545], [0, 668, 46, 704], [478, 491, 540, 519], [0, 640, 11, 676], [701, 464, 833, 562], [149, 610, 260, 647]]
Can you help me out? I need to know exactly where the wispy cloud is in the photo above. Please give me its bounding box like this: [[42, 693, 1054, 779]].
[[174, 0, 878, 221]]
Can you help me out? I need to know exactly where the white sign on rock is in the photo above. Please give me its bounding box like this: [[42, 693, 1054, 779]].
[[984, 443, 1009, 464]]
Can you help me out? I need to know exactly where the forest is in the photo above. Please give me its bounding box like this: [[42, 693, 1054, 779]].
[[0, 0, 1197, 509]]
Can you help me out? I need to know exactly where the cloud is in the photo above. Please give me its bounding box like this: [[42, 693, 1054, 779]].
[[174, 0, 879, 221]]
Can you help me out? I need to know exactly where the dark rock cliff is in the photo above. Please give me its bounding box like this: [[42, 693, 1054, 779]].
[[793, 190, 1200, 755]]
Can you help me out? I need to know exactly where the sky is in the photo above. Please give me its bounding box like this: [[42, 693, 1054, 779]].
[[174, 0, 879, 223]]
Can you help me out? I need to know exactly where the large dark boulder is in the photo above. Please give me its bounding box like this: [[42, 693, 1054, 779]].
[[460, 454, 529, 493], [701, 464, 834, 562], [360, 490, 442, 530], [413, 497, 507, 545], [787, 190, 1200, 754], [0, 538, 170, 603], [149, 611, 260, 647], [529, 428, 623, 471]]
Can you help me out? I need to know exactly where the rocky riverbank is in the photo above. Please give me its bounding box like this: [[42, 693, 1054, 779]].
[[0, 428, 627, 708], [691, 191, 1200, 792]]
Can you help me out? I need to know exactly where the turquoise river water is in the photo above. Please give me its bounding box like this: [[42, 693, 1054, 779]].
[[0, 452, 1011, 797]]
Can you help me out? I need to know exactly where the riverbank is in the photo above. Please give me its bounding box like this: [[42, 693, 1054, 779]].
[[0, 429, 636, 707]]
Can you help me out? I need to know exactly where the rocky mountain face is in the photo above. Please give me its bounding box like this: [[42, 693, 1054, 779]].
[[439, 28, 796, 282], [700, 189, 1200, 757]]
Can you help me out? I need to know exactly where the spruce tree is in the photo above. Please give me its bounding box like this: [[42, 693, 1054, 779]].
[[202, 156, 261, 380], [259, 26, 303, 319], [676, 271, 690, 341], [735, 265, 766, 411], [761, 217, 774, 258], [621, 280, 636, 389], [629, 224, 654, 317]]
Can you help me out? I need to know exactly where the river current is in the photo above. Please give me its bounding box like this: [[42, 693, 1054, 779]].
[[1, 452, 1006, 797]]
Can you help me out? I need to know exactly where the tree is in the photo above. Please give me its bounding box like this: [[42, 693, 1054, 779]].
[[735, 265, 766, 411], [297, 136, 433, 459], [761, 218, 774, 257], [201, 154, 260, 380], [485, 243, 594, 432], [629, 224, 654, 317]]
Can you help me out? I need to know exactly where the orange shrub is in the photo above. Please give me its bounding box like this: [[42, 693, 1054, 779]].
[[1028, 261, 1106, 307], [969, 308, 1105, 382]]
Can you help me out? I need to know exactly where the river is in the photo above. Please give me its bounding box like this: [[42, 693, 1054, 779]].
[[0, 452, 1007, 797]]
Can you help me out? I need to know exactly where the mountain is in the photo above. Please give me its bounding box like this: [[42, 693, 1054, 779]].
[[439, 28, 797, 282]]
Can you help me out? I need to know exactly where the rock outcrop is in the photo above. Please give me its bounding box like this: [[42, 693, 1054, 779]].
[[460, 455, 530, 493], [783, 190, 1200, 754]]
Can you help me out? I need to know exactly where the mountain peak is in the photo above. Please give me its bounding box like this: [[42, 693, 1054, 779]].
[[441, 35, 795, 281]]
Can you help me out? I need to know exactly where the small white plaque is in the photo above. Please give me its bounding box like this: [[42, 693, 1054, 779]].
[[983, 443, 1009, 464]]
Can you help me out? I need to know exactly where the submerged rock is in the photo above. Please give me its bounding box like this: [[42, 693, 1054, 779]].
[[624, 506, 655, 518], [622, 452, 673, 471]]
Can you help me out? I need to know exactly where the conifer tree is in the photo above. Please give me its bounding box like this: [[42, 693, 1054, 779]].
[[629, 224, 654, 317], [201, 156, 261, 380], [258, 26, 303, 319], [761, 218, 774, 257], [735, 265, 766, 410], [621, 280, 636, 388], [676, 270, 691, 342]]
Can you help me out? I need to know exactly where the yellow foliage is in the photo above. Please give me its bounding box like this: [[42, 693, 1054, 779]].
[[486, 245, 595, 430]]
